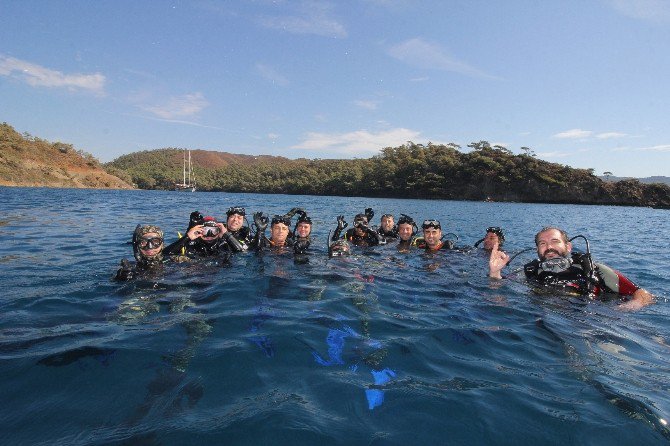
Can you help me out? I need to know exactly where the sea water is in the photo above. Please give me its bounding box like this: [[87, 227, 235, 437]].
[[0, 187, 669, 445]]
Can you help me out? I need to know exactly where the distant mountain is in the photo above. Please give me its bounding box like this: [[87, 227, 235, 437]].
[[601, 175, 670, 186], [0, 123, 132, 189]]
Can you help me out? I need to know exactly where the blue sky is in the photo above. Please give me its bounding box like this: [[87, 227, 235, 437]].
[[1, 0, 669, 177]]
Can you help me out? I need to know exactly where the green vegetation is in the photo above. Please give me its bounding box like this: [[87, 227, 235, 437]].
[[105, 141, 670, 208]]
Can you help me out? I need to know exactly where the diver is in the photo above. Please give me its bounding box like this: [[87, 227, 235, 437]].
[[474, 227, 505, 252], [293, 210, 312, 255], [414, 219, 456, 251], [328, 239, 351, 258], [217, 206, 252, 252], [163, 215, 229, 260], [487, 226, 654, 310], [376, 213, 398, 241], [115, 224, 168, 280], [332, 209, 383, 247], [396, 213, 418, 252], [251, 212, 294, 251]]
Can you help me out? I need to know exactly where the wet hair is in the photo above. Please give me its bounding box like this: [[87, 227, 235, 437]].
[[226, 206, 246, 217], [271, 215, 291, 227], [535, 226, 569, 246], [486, 227, 505, 246]]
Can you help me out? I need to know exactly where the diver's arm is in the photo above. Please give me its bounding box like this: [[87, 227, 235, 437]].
[[221, 231, 245, 252], [619, 288, 654, 311], [163, 236, 190, 256], [488, 244, 509, 279]]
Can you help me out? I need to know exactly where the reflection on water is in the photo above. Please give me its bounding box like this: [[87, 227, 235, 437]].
[[0, 187, 669, 445]]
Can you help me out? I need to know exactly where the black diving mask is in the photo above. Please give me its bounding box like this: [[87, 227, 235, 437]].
[[138, 236, 163, 250], [539, 256, 573, 274]]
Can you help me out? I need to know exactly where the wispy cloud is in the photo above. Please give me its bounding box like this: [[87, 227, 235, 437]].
[[536, 151, 571, 158], [139, 92, 209, 119], [256, 63, 290, 86], [292, 127, 421, 155], [636, 144, 670, 152], [596, 132, 627, 139], [0, 54, 105, 94], [258, 1, 347, 38], [607, 0, 670, 22], [354, 99, 378, 110], [552, 128, 593, 139], [387, 38, 498, 79]]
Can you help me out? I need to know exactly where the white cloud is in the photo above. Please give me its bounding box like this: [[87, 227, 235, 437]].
[[140, 92, 209, 119], [552, 128, 593, 139], [387, 38, 498, 79], [0, 54, 105, 94], [536, 151, 571, 158], [292, 127, 421, 155], [354, 99, 378, 110], [636, 144, 670, 152], [258, 1, 347, 38], [608, 0, 670, 22], [256, 63, 290, 86], [596, 132, 627, 139]]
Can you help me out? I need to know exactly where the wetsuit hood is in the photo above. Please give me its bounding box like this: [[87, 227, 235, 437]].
[[133, 224, 164, 265]]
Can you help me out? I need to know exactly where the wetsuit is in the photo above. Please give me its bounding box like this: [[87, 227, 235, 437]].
[[220, 226, 252, 252], [163, 236, 229, 259], [523, 252, 640, 297], [414, 238, 455, 251], [377, 227, 398, 242], [343, 228, 383, 247], [115, 258, 166, 281]]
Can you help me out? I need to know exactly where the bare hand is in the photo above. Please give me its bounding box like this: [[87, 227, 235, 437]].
[[488, 243, 509, 279]]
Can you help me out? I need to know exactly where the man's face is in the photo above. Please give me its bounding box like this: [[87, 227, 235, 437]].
[[271, 222, 289, 243], [354, 217, 368, 236], [296, 222, 311, 238], [381, 216, 394, 232], [423, 227, 442, 248], [397, 223, 413, 241], [536, 229, 571, 260], [227, 213, 244, 231], [483, 232, 500, 250], [138, 232, 163, 258]]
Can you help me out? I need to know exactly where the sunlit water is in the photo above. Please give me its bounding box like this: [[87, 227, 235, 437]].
[[1, 187, 669, 445]]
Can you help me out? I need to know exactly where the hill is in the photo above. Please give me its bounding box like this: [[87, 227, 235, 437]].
[[106, 140, 670, 208], [0, 123, 132, 189], [106, 148, 290, 190], [601, 175, 670, 186]]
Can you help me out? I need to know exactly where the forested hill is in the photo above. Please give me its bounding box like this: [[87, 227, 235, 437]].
[[105, 142, 670, 208], [0, 123, 132, 189]]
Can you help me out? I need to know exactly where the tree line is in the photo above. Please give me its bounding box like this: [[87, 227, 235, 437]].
[[104, 141, 670, 208]]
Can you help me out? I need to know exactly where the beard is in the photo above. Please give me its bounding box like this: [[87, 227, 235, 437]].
[[540, 248, 568, 261]]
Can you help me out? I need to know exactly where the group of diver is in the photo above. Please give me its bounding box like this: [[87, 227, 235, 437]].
[[117, 205, 654, 311]]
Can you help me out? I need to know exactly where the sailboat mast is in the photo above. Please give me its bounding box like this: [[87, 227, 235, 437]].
[[183, 150, 186, 184]]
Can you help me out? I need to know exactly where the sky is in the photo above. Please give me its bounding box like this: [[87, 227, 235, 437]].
[[1, 0, 669, 178]]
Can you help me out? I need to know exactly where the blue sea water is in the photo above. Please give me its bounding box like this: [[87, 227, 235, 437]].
[[1, 187, 669, 445]]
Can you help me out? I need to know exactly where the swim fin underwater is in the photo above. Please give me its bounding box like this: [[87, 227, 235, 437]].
[[310, 324, 397, 410]]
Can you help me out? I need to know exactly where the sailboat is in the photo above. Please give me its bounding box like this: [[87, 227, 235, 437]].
[[174, 149, 196, 192]]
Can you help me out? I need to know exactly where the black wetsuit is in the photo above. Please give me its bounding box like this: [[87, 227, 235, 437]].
[[163, 236, 229, 259], [343, 228, 382, 247], [377, 227, 398, 242], [523, 253, 639, 297], [414, 239, 455, 251], [220, 226, 252, 252]]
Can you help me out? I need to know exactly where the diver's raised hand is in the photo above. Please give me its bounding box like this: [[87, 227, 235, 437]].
[[253, 212, 269, 231], [336, 215, 348, 230]]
